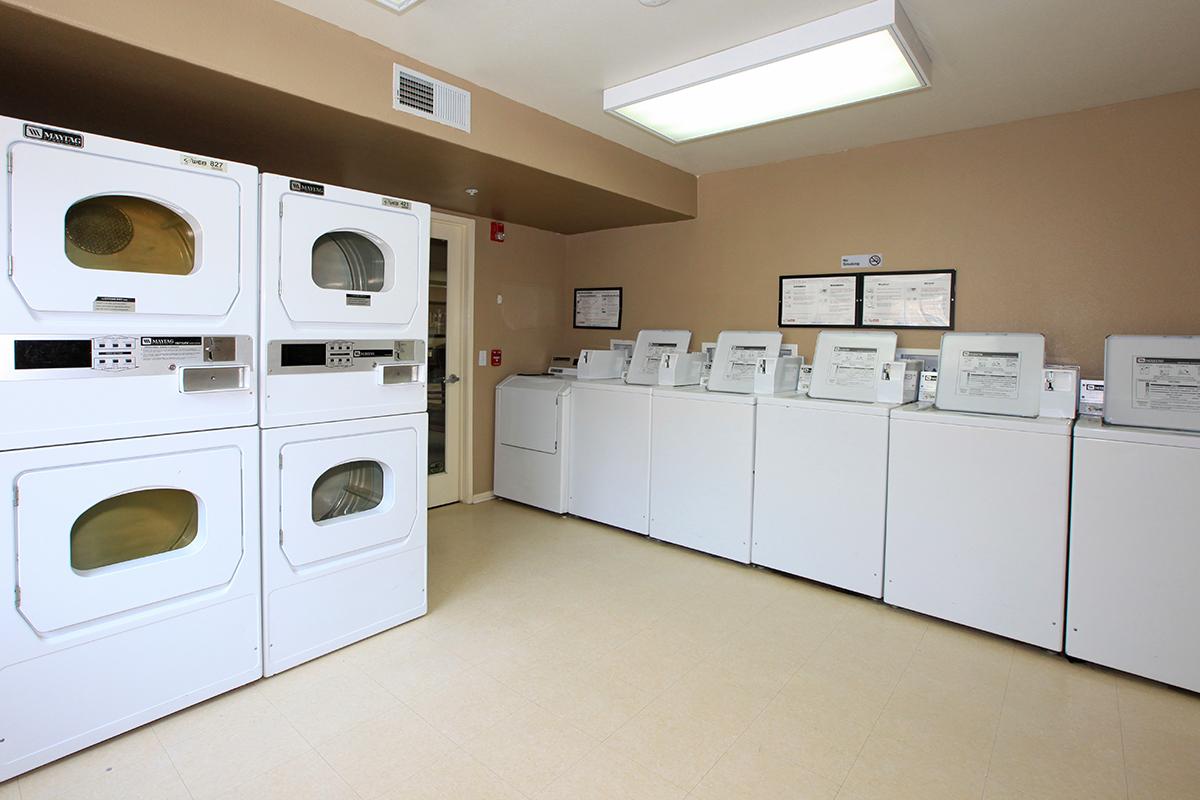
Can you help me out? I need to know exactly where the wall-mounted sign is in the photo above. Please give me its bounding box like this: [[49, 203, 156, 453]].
[[841, 253, 883, 269], [573, 287, 623, 329], [778, 274, 857, 327], [860, 269, 956, 330]]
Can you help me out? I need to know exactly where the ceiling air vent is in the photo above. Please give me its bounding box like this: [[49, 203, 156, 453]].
[[393, 65, 471, 133]]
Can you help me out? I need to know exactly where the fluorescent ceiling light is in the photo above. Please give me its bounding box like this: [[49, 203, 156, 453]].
[[603, 0, 930, 143], [373, 0, 425, 13]]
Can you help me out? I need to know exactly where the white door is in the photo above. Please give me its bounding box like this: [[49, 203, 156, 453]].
[[15, 442, 248, 633], [279, 193, 425, 327], [427, 213, 471, 507], [9, 143, 244, 317], [279, 427, 424, 567]]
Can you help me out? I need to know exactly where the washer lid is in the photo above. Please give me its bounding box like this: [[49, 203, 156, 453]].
[[573, 378, 653, 395], [755, 392, 897, 416], [1075, 415, 1200, 448], [891, 404, 1073, 435]]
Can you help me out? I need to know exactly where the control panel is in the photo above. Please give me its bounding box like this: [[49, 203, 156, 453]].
[[269, 339, 426, 376], [4, 335, 250, 380]]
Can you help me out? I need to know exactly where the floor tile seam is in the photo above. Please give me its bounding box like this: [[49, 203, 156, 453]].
[[258, 670, 392, 752], [838, 622, 929, 786], [149, 725, 198, 800], [310, 746, 371, 800], [978, 645, 1018, 800], [1114, 683, 1133, 800], [595, 655, 707, 749], [681, 635, 818, 797], [455, 745, 538, 800]]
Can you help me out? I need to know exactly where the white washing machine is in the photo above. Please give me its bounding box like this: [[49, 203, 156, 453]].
[[1065, 334, 1200, 691], [0, 427, 261, 782], [494, 373, 573, 513], [259, 174, 430, 675], [884, 405, 1072, 649], [261, 415, 427, 675], [259, 173, 429, 428], [569, 379, 654, 534], [752, 395, 895, 596], [649, 386, 757, 563], [0, 115, 258, 450], [752, 330, 899, 595]]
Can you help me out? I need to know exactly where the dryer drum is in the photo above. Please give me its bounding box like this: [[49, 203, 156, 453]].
[[311, 460, 385, 522], [70, 488, 200, 571], [311, 232, 386, 293], [64, 195, 196, 275]]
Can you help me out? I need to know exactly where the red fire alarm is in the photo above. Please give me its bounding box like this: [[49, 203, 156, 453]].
[[490, 221, 506, 242], [490, 349, 502, 367]]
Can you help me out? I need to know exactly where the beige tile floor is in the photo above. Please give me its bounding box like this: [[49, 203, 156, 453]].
[[5, 499, 1200, 799]]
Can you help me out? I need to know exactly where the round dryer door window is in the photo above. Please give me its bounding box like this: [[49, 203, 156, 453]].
[[70, 488, 199, 571], [311, 232, 387, 293], [312, 460, 385, 522], [64, 195, 196, 275]]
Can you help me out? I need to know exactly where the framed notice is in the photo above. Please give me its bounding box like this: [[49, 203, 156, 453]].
[[573, 287, 623, 329], [860, 269, 956, 330], [778, 273, 858, 328]]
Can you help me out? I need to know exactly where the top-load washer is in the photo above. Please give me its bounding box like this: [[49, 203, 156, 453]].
[[1066, 335, 1200, 691], [0, 115, 258, 450], [259, 174, 430, 428], [494, 372, 574, 513], [624, 329, 691, 385], [885, 333, 1072, 649], [751, 330, 900, 597]]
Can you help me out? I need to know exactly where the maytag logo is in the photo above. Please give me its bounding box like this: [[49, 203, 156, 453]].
[[141, 336, 201, 346], [290, 179, 325, 196], [23, 123, 84, 148], [382, 197, 411, 209]]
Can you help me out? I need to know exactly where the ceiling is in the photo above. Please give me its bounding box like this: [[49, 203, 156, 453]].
[[276, 0, 1200, 176]]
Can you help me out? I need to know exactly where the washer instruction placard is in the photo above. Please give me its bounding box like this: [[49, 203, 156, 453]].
[[829, 346, 879, 387], [957, 351, 1021, 399], [725, 345, 768, 381], [1133, 356, 1200, 412]]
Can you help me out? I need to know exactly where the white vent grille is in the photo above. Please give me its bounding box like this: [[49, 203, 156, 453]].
[[393, 65, 471, 133]]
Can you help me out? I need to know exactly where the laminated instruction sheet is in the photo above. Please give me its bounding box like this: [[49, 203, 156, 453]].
[[725, 345, 768, 381], [829, 346, 879, 387], [643, 342, 679, 374], [957, 351, 1021, 399], [1133, 356, 1200, 412]]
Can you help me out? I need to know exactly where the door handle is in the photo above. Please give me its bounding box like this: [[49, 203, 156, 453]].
[[442, 374, 461, 385]]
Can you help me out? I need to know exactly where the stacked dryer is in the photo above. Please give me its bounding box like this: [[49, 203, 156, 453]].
[[0, 117, 261, 780], [258, 174, 430, 676]]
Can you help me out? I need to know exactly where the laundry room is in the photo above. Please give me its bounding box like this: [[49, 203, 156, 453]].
[[1, 0, 1199, 798]]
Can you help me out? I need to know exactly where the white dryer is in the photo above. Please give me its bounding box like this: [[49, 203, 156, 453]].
[[0, 427, 261, 782], [261, 415, 427, 675], [259, 173, 429, 428], [0, 115, 258, 450], [259, 174, 430, 675], [494, 374, 573, 513]]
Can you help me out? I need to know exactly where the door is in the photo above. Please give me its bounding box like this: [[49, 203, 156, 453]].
[[278, 192, 426, 328], [278, 426, 424, 567], [9, 142, 244, 318], [427, 213, 471, 507], [14, 442, 248, 633]]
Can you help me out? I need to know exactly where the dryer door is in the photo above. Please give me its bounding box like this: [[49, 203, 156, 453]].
[[15, 444, 246, 633], [278, 193, 424, 329], [279, 422, 424, 567], [8, 143, 243, 318]]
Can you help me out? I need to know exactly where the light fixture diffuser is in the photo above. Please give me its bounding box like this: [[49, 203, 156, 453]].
[[603, 0, 930, 143]]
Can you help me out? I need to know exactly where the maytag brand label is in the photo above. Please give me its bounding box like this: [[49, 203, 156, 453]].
[[289, 179, 325, 195], [382, 197, 412, 209], [23, 123, 84, 148], [181, 154, 227, 172], [353, 348, 394, 359], [139, 336, 204, 363], [93, 296, 136, 313], [346, 294, 372, 307]]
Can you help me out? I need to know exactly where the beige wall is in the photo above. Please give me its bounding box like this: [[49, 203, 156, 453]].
[[561, 89, 1200, 378], [469, 219, 567, 495]]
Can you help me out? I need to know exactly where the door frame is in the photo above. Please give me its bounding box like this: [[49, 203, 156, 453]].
[[429, 211, 475, 505]]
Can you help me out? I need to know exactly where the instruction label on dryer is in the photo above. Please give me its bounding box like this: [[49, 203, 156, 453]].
[[725, 345, 768, 381], [1133, 356, 1200, 412], [829, 346, 878, 387], [139, 336, 204, 363], [957, 351, 1020, 399], [93, 296, 135, 313]]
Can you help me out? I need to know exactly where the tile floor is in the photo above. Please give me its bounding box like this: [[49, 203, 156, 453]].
[[5, 499, 1199, 800]]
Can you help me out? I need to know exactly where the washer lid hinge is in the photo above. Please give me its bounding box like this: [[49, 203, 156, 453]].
[[7, 255, 13, 277], [12, 486, 17, 506], [279, 528, 284, 545], [14, 585, 20, 606], [279, 200, 285, 218], [6, 152, 12, 173]]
